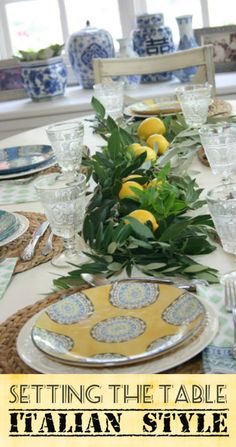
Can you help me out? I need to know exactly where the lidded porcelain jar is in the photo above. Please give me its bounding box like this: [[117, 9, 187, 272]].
[[67, 21, 115, 89], [132, 13, 175, 83]]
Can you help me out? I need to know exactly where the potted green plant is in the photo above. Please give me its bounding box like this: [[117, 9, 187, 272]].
[[15, 44, 67, 101]]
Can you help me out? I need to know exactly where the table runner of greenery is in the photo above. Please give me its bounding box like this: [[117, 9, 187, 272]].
[[55, 99, 234, 290]]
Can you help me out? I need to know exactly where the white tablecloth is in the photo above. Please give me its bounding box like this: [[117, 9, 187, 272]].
[[0, 108, 236, 324]]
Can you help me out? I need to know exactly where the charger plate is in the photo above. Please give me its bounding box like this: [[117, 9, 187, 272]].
[[31, 281, 207, 368], [17, 298, 218, 374]]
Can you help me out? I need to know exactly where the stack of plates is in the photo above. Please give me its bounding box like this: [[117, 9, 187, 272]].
[[17, 279, 218, 373], [124, 95, 182, 118], [0, 144, 56, 180], [0, 210, 29, 247]]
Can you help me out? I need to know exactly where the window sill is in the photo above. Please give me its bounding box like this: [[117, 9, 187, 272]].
[[0, 72, 236, 139]]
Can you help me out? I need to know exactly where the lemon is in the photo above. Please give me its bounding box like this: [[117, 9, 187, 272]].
[[146, 134, 169, 155], [137, 117, 166, 140], [130, 144, 157, 161], [125, 209, 158, 231], [119, 181, 143, 200], [122, 174, 142, 182], [128, 143, 142, 152]]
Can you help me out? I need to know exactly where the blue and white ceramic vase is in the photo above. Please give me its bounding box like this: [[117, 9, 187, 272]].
[[175, 15, 198, 82], [68, 21, 115, 89], [132, 13, 175, 83], [20, 56, 67, 101], [116, 37, 141, 89]]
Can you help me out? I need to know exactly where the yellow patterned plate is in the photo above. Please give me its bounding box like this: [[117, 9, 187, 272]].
[[31, 280, 206, 367], [129, 95, 182, 116]]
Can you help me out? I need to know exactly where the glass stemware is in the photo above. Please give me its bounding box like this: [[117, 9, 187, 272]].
[[175, 83, 212, 128], [46, 121, 84, 181], [206, 183, 236, 256], [93, 80, 124, 119], [35, 173, 87, 267], [199, 123, 236, 182]]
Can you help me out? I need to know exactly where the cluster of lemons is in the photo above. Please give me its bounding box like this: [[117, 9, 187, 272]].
[[117, 117, 170, 232], [129, 116, 170, 162]]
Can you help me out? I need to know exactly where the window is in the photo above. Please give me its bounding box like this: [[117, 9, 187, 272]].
[[5, 0, 63, 54], [0, 0, 236, 60], [207, 0, 236, 27]]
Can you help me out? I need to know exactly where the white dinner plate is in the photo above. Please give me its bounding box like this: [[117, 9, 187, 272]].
[[16, 299, 218, 374], [0, 213, 29, 247]]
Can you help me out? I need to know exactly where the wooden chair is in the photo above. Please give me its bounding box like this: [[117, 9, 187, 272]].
[[93, 45, 216, 95]]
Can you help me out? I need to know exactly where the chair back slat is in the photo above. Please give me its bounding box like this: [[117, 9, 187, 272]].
[[93, 45, 216, 95]]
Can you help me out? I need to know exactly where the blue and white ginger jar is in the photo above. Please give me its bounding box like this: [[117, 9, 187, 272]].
[[132, 13, 175, 83], [68, 22, 115, 89], [20, 56, 67, 101], [175, 15, 198, 82]]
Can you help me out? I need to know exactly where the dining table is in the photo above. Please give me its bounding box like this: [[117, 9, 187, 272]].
[[0, 100, 236, 375]]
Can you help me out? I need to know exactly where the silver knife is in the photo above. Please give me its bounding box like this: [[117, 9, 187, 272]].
[[20, 221, 49, 262]]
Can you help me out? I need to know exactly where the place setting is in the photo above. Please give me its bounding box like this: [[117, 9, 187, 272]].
[[13, 278, 218, 374]]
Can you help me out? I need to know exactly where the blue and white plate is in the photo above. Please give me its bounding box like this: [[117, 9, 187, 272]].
[[0, 213, 29, 247], [0, 145, 54, 175], [0, 210, 18, 242]]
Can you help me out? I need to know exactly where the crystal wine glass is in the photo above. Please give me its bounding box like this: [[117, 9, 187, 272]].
[[199, 123, 236, 183], [175, 83, 212, 128], [35, 173, 87, 267], [46, 121, 84, 181]]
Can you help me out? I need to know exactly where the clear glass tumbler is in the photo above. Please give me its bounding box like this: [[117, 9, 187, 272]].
[[175, 83, 212, 128], [199, 123, 236, 181], [46, 121, 84, 180], [35, 173, 87, 267], [206, 183, 236, 255], [93, 80, 124, 119]]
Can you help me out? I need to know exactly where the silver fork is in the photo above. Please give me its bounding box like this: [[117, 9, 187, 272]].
[[224, 276, 236, 358]]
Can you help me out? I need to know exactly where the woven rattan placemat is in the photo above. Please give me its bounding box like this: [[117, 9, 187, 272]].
[[0, 211, 63, 273], [0, 286, 203, 374], [208, 98, 232, 117]]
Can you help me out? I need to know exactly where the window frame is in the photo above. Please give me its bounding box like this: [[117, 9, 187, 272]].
[[0, 0, 212, 61]]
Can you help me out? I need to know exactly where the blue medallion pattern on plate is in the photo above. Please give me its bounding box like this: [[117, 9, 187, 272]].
[[0, 145, 53, 175], [32, 327, 74, 355], [162, 293, 204, 325], [46, 293, 94, 325], [68, 23, 115, 89], [91, 316, 146, 343], [109, 281, 159, 309], [20, 56, 67, 101]]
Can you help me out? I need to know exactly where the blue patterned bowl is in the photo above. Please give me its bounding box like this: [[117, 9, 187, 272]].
[[20, 56, 67, 101]]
